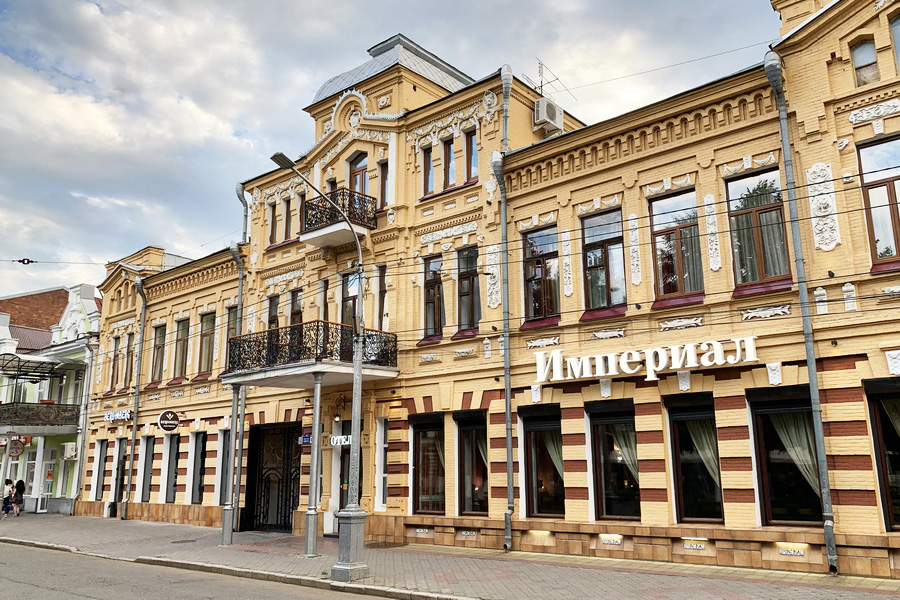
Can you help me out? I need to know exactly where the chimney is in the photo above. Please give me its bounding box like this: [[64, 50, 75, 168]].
[[770, 0, 828, 37]]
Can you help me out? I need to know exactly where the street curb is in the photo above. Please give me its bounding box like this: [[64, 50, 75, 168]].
[[0, 536, 79, 554], [132, 557, 478, 600]]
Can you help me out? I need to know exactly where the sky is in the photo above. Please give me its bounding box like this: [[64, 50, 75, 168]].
[[0, 0, 784, 297]]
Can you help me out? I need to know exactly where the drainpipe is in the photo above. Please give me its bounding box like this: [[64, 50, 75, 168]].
[[121, 276, 147, 520], [71, 338, 98, 514], [224, 241, 245, 541], [491, 64, 514, 552], [765, 50, 838, 574], [236, 182, 248, 244]]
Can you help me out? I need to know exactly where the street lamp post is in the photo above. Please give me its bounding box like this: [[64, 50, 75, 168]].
[[270, 153, 368, 579]]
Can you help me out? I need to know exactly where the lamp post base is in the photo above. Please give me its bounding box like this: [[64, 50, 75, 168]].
[[329, 508, 368, 581], [221, 506, 234, 545], [304, 509, 319, 557]]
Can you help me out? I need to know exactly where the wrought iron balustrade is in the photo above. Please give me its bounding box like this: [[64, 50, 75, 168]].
[[0, 402, 79, 427], [303, 188, 377, 233], [225, 320, 397, 373]]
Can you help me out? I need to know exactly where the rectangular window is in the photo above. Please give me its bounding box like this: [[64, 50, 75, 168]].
[[853, 40, 880, 86], [165, 434, 180, 504], [376, 265, 387, 331], [290, 290, 303, 325], [110, 336, 121, 390], [524, 227, 560, 320], [458, 420, 488, 515], [151, 325, 166, 383], [218, 429, 232, 506], [457, 247, 480, 331], [443, 138, 455, 189], [341, 273, 360, 326], [752, 396, 822, 524], [123, 333, 134, 388], [375, 417, 389, 510], [423, 147, 433, 196], [379, 162, 389, 210], [727, 170, 790, 285], [651, 190, 703, 297], [173, 319, 189, 379], [269, 203, 277, 245], [859, 139, 900, 263], [226, 306, 238, 365], [465, 130, 478, 183], [283, 196, 292, 240], [874, 394, 900, 529], [198, 313, 215, 374], [267, 296, 279, 330], [525, 417, 565, 517], [191, 431, 207, 505], [592, 409, 640, 519], [424, 256, 444, 337], [892, 18, 900, 75], [140, 436, 155, 502], [322, 280, 330, 322], [669, 398, 722, 521], [583, 211, 626, 309], [95, 439, 109, 501], [413, 421, 445, 514]]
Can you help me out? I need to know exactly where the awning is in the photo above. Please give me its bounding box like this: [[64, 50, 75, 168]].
[[0, 353, 80, 382]]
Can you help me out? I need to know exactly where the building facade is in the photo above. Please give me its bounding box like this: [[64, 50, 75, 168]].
[[78, 0, 900, 578]]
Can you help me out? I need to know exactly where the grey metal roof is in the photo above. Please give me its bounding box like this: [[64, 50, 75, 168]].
[[312, 34, 474, 105], [9, 325, 51, 353]]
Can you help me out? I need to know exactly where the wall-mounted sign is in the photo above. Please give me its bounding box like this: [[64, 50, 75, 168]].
[[683, 543, 706, 550], [779, 548, 805, 556], [534, 336, 758, 383], [7, 439, 25, 457], [330, 435, 352, 446], [104, 409, 133, 422], [158, 410, 180, 432], [0, 437, 7, 447], [299, 433, 312, 445]]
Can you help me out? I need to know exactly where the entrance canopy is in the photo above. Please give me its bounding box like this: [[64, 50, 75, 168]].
[[0, 352, 81, 383]]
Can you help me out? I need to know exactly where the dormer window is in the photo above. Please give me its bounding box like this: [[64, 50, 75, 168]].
[[852, 40, 880, 86]]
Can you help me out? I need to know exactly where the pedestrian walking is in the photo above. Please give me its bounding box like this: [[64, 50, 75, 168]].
[[2, 479, 13, 519], [13, 480, 24, 516]]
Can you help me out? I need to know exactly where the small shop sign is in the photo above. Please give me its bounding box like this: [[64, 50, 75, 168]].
[[157, 410, 181, 432], [330, 435, 352, 446], [104, 409, 133, 422], [7, 439, 25, 457]]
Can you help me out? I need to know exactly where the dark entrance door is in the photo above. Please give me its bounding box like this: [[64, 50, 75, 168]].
[[246, 424, 302, 531], [110, 440, 127, 518]]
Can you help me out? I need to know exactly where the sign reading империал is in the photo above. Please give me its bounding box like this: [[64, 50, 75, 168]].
[[534, 336, 758, 383]]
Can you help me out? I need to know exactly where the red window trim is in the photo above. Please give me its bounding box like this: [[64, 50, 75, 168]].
[[579, 305, 627, 322], [450, 329, 478, 340], [166, 377, 186, 386], [416, 335, 443, 347], [520, 316, 561, 331], [143, 381, 162, 390], [731, 278, 792, 299], [651, 293, 705, 310], [871, 259, 900, 274], [191, 373, 212, 383]]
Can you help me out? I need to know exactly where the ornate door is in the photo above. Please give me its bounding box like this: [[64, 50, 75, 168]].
[[249, 425, 302, 531]]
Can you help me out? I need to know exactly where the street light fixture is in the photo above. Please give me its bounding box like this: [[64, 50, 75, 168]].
[[270, 153, 368, 580]]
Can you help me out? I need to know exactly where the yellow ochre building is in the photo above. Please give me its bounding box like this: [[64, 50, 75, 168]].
[[77, 0, 900, 578]]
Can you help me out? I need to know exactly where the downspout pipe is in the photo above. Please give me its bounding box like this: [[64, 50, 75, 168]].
[[223, 242, 245, 544], [71, 338, 98, 514], [121, 276, 147, 520], [236, 182, 248, 244], [491, 64, 514, 552], [765, 50, 838, 574]]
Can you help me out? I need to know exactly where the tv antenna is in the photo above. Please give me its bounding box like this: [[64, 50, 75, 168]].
[[521, 58, 577, 103]]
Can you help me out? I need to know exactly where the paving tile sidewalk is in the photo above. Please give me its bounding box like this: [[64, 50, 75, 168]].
[[1, 513, 899, 599]]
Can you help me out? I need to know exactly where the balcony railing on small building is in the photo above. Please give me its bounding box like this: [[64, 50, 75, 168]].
[[303, 188, 377, 233], [225, 320, 397, 373], [0, 402, 79, 427]]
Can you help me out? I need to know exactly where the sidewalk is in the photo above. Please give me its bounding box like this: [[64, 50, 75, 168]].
[[2, 513, 899, 599]]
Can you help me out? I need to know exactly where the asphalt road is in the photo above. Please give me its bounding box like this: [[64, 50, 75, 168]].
[[0, 545, 363, 600]]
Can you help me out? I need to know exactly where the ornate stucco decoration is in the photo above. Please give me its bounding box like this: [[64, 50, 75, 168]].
[[660, 317, 702, 331], [600, 379, 612, 398], [378, 95, 391, 109], [767, 363, 783, 386], [419, 220, 478, 245], [486, 244, 501, 309], [455, 348, 477, 358], [887, 350, 900, 376], [720, 152, 778, 176], [677, 370, 691, 391], [883, 286, 900, 297], [645, 174, 691, 197], [561, 232, 574, 297], [317, 127, 392, 168], [483, 337, 491, 358], [843, 283, 858, 311], [628, 214, 642, 285], [876, 0, 896, 11], [592, 328, 625, 340], [517, 211, 557, 232], [576, 194, 620, 216], [484, 173, 498, 200], [526, 337, 560, 349], [406, 90, 500, 150], [849, 98, 900, 124], [806, 163, 841, 251], [741, 304, 790, 320], [265, 269, 304, 287], [837, 139, 850, 152], [420, 353, 439, 363], [814, 287, 828, 314], [703, 194, 721, 272]]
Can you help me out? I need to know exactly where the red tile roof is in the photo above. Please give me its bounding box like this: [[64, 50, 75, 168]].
[[0, 288, 68, 329]]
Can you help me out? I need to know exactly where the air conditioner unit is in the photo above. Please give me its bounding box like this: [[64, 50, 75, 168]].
[[533, 97, 564, 134], [61, 442, 77, 460]]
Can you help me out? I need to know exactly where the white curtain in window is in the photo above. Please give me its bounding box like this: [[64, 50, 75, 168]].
[[434, 432, 445, 467], [759, 210, 789, 278], [544, 429, 564, 478], [609, 423, 640, 484], [476, 429, 488, 468], [770, 411, 819, 494], [686, 418, 720, 487], [681, 226, 704, 293], [882, 398, 900, 438]]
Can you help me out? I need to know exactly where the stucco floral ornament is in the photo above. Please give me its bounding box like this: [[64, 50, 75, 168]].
[[482, 90, 500, 122], [806, 162, 841, 251], [349, 109, 362, 129]]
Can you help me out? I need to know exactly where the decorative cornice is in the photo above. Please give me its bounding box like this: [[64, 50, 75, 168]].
[[659, 317, 702, 331]]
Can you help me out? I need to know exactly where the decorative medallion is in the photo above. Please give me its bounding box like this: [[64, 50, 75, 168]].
[[767, 363, 783, 386], [592, 328, 625, 340], [660, 317, 703, 331], [677, 370, 691, 391], [526, 337, 560, 349], [887, 350, 900, 375]]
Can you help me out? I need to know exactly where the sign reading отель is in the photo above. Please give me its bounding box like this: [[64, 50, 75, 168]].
[[534, 336, 759, 383]]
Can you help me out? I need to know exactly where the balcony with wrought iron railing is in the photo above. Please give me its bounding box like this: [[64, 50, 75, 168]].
[[222, 320, 398, 389], [299, 188, 378, 248], [0, 402, 79, 435]]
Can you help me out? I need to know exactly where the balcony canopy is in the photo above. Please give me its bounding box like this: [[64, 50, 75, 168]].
[[0, 352, 81, 383]]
